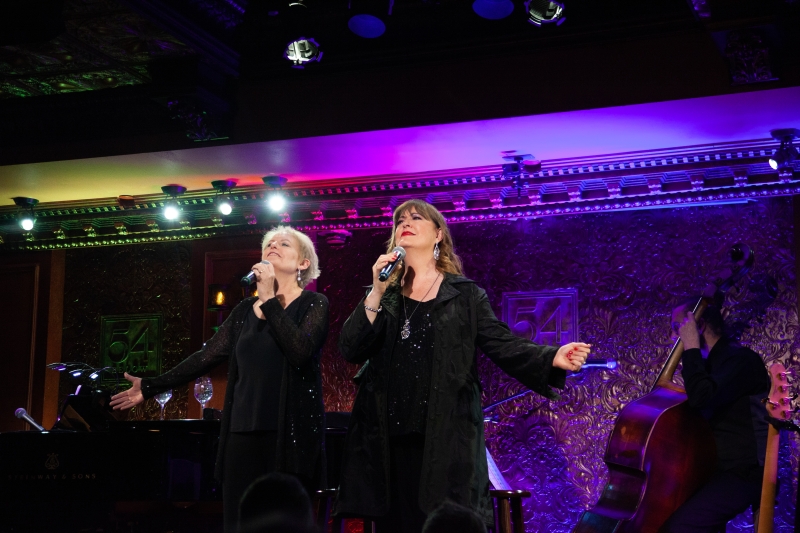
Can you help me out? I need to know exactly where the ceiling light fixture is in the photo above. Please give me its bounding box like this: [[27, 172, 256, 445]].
[[501, 151, 542, 196], [473, 0, 514, 20], [12, 197, 38, 231], [285, 38, 322, 68], [161, 185, 187, 221], [526, 0, 565, 26], [263, 175, 288, 212], [768, 128, 799, 173], [211, 179, 237, 216]]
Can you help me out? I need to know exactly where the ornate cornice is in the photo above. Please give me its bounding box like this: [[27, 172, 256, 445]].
[[1, 139, 796, 251]]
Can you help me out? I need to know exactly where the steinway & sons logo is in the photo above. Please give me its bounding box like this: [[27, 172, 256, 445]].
[[5, 453, 97, 482], [45, 453, 59, 470]]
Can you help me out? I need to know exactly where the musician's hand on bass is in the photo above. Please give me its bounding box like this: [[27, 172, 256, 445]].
[[109, 372, 144, 410], [677, 313, 701, 350]]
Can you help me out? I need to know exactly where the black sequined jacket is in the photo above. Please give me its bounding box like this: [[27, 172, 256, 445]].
[[140, 291, 329, 487], [333, 274, 565, 524]]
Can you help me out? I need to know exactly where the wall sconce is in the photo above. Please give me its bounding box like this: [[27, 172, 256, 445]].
[[211, 180, 236, 215], [13, 197, 38, 231], [263, 175, 288, 212], [319, 229, 353, 247], [207, 284, 230, 311], [161, 185, 187, 220]]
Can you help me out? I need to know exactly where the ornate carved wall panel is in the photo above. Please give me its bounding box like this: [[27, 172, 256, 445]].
[[316, 228, 390, 413], [317, 197, 797, 532], [61, 242, 192, 420]]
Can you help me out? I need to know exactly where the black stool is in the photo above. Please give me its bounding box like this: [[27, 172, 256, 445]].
[[313, 488, 337, 529]]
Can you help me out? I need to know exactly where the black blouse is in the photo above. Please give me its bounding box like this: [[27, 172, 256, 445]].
[[387, 296, 436, 436], [229, 298, 302, 432]]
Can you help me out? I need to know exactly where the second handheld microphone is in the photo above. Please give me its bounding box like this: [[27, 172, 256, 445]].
[[378, 246, 406, 282]]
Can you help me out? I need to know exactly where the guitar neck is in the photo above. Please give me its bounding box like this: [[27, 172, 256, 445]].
[[759, 362, 792, 533], [756, 424, 780, 533]]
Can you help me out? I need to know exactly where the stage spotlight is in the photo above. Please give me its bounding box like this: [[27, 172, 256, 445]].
[[12, 196, 38, 231], [768, 128, 799, 172], [211, 179, 237, 215], [268, 194, 287, 212], [161, 185, 187, 220], [526, 0, 564, 26], [473, 0, 514, 20], [285, 38, 322, 68]]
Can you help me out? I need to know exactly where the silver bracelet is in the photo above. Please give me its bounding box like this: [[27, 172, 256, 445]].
[[364, 303, 382, 313]]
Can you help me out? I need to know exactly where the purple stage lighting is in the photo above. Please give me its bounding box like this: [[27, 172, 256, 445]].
[[348, 14, 386, 38], [473, 0, 514, 20]]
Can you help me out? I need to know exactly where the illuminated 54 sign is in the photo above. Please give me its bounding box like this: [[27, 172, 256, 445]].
[[501, 290, 578, 346], [99, 314, 163, 383]]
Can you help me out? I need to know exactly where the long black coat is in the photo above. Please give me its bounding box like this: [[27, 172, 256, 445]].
[[141, 292, 329, 487], [334, 274, 565, 524]]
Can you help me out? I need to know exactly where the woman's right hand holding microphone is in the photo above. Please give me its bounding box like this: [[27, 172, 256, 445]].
[[364, 249, 402, 322]]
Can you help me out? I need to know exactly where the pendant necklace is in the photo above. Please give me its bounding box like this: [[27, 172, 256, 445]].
[[401, 272, 441, 340]]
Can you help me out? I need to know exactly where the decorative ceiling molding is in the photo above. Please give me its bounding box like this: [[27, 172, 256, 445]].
[[1, 139, 796, 251], [0, 0, 196, 100]]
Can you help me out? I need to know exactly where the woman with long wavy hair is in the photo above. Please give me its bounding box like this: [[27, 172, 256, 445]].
[[334, 199, 590, 532]]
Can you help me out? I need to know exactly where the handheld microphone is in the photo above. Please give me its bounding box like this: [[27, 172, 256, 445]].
[[378, 247, 406, 282], [241, 260, 271, 286], [15, 408, 46, 432]]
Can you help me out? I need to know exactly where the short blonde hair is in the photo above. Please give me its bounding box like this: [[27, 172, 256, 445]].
[[261, 226, 321, 288]]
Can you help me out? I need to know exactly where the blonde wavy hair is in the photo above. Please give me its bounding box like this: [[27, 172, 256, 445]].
[[261, 226, 321, 288], [386, 199, 463, 284]]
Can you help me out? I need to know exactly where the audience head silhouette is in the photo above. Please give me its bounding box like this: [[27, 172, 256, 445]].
[[238, 472, 316, 533], [422, 500, 487, 533]]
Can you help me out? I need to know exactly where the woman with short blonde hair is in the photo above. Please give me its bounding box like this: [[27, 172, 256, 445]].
[[113, 226, 329, 533]]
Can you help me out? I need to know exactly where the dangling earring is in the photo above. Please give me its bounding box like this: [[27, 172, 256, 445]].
[[297, 269, 302, 283], [433, 241, 440, 261]]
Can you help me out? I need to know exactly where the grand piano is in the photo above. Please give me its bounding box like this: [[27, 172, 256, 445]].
[[0, 392, 349, 533]]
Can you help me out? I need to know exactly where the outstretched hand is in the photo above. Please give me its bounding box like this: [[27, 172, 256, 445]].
[[109, 372, 144, 410], [553, 342, 591, 372]]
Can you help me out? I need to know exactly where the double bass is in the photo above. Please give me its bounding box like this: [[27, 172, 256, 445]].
[[573, 243, 754, 533]]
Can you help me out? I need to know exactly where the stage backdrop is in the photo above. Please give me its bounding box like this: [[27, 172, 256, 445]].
[[317, 196, 798, 533], [57, 196, 797, 531]]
